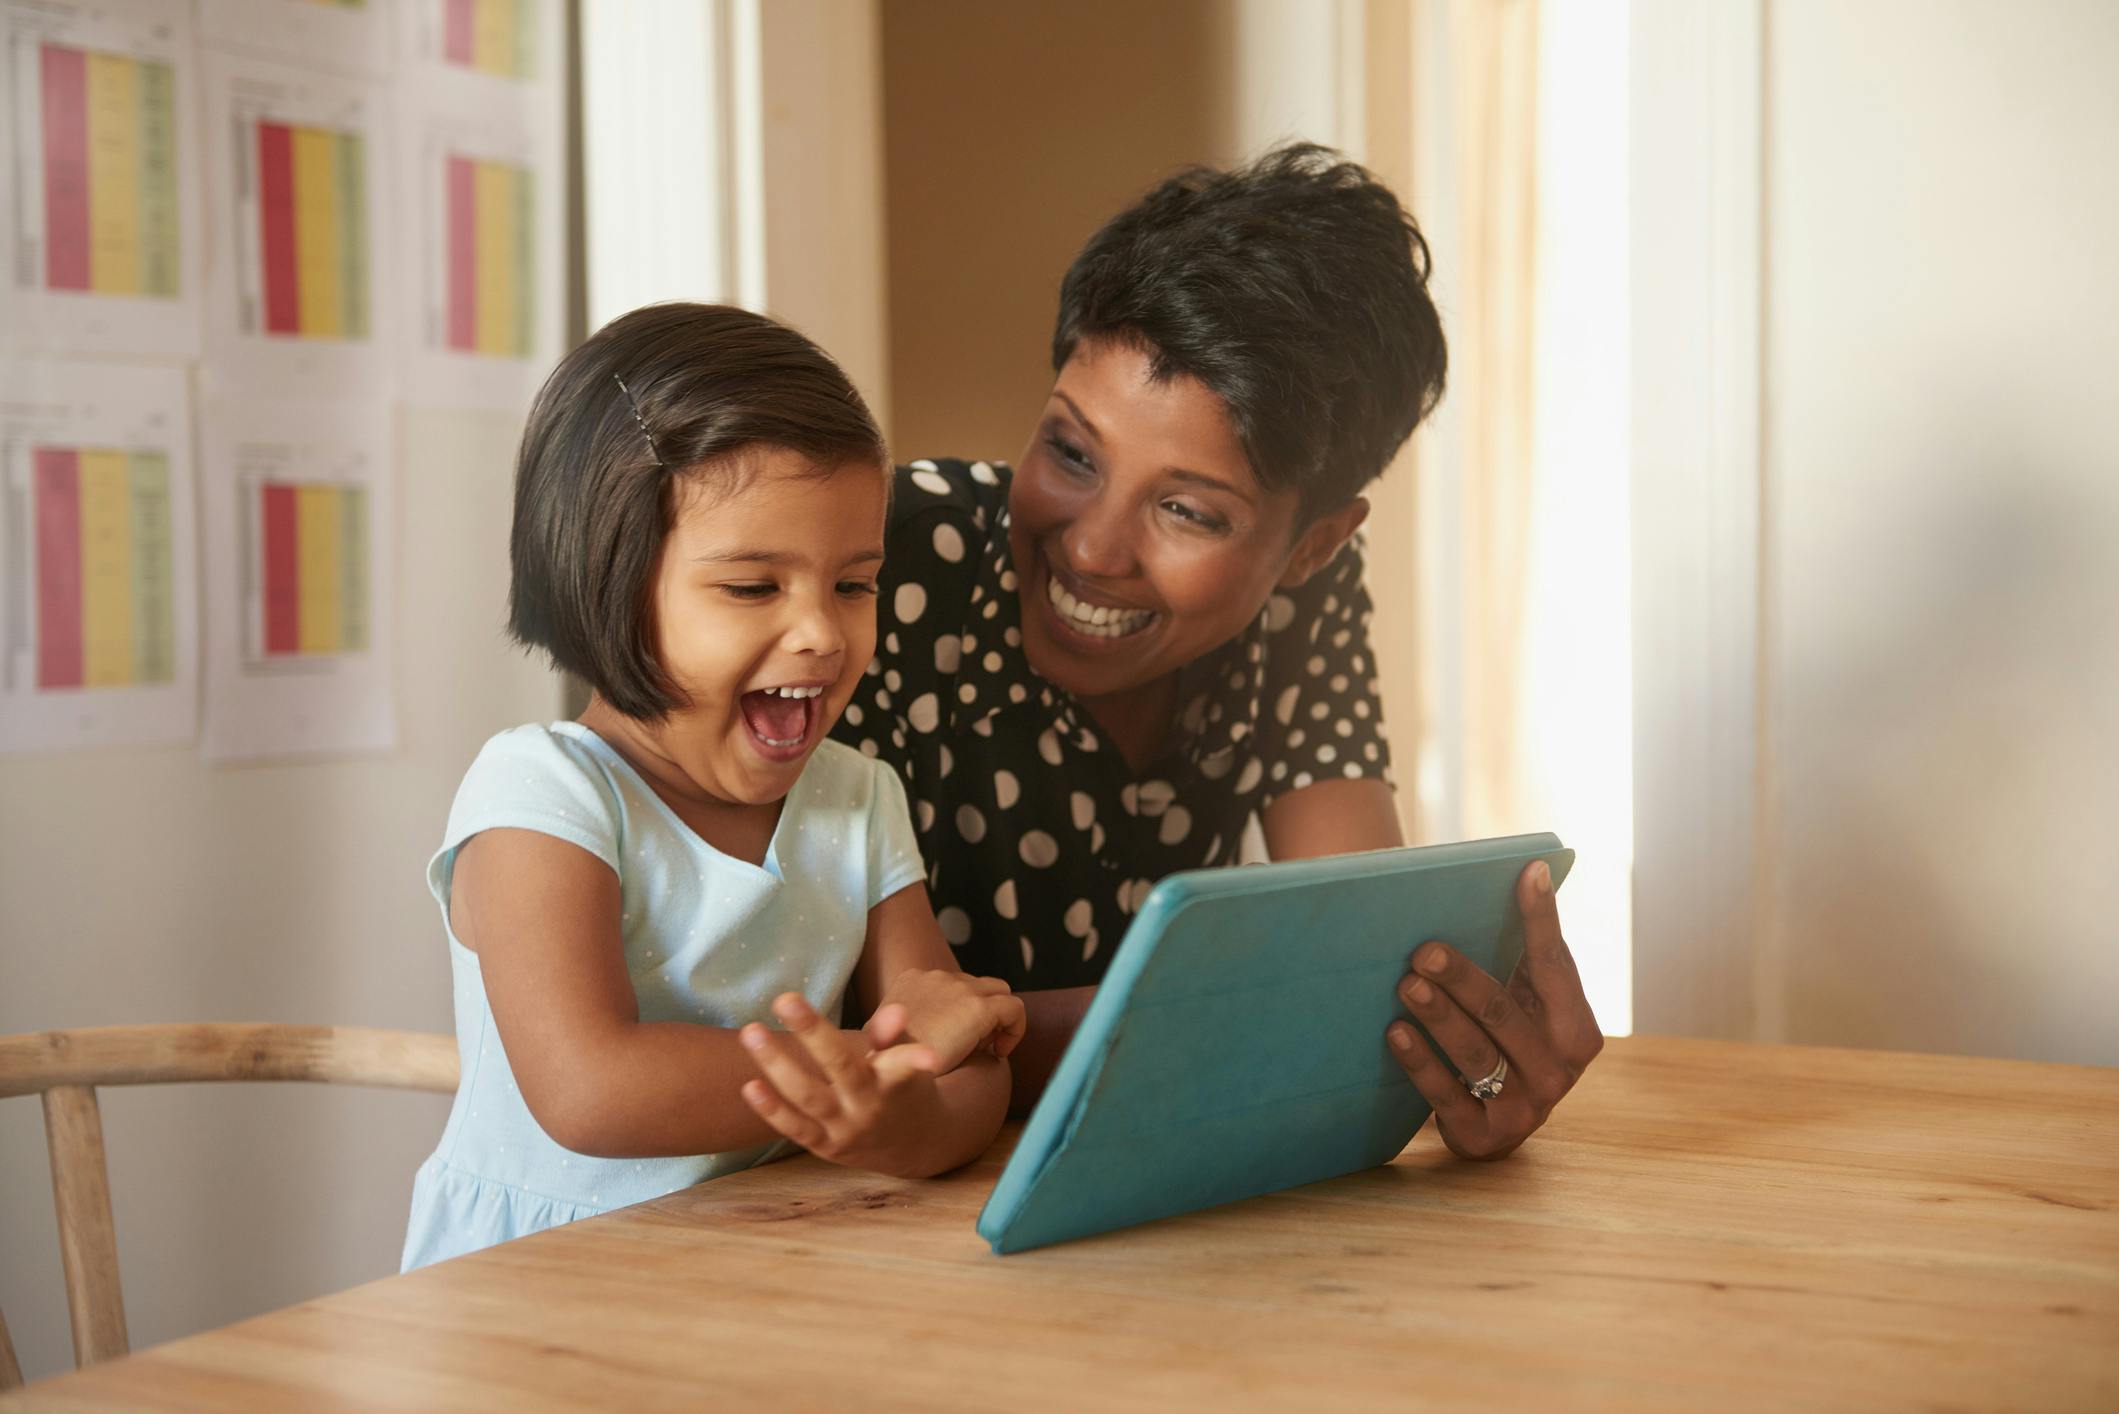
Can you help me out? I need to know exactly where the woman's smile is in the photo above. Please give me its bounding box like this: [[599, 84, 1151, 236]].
[[1039, 561, 1157, 641]]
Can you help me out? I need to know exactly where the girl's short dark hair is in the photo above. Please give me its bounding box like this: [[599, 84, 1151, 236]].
[[508, 302, 886, 719], [1052, 143, 1447, 523]]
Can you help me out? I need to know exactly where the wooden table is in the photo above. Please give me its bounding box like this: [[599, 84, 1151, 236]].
[[8, 1036, 2116, 1411]]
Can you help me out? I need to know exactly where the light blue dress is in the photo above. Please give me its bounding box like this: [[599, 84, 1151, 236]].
[[401, 722, 926, 1270]]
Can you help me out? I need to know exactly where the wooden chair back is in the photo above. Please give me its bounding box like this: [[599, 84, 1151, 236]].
[[0, 1023, 458, 1389]]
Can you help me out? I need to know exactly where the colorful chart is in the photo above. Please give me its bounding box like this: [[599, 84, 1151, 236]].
[[442, 0, 534, 78], [246, 480, 370, 658], [31, 446, 176, 689], [445, 154, 533, 356], [248, 119, 370, 339], [23, 41, 180, 297]]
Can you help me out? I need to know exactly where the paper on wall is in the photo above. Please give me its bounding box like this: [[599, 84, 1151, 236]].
[[198, 0, 394, 79], [198, 48, 394, 400], [0, 357, 198, 753], [198, 384, 395, 762], [0, 0, 205, 358]]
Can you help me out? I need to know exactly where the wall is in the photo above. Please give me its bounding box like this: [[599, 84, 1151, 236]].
[[0, 410, 558, 1381], [1761, 0, 2119, 1064], [1632, 0, 2119, 1064], [879, 0, 1244, 464]]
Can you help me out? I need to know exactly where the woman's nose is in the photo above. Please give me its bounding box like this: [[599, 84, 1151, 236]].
[[1061, 494, 1136, 579]]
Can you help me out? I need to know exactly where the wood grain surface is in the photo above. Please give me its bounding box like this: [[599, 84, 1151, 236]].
[[7, 1036, 2115, 1411]]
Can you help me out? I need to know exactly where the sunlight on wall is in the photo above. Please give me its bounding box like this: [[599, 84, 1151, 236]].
[[1524, 0, 1633, 1033]]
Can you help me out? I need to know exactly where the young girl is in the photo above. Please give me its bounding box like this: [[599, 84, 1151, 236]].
[[402, 303, 1023, 1270]]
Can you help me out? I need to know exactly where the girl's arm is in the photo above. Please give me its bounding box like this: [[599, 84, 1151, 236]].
[[741, 993, 1008, 1179], [454, 827, 881, 1159]]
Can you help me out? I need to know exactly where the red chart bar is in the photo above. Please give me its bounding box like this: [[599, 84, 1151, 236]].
[[41, 44, 90, 292], [443, 0, 475, 66], [34, 448, 85, 689], [257, 122, 301, 335], [446, 155, 478, 350], [262, 483, 301, 654]]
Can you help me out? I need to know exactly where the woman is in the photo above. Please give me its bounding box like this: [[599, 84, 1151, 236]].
[[831, 145, 1600, 1160]]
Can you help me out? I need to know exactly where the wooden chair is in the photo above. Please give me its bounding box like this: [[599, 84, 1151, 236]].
[[0, 1023, 458, 1389]]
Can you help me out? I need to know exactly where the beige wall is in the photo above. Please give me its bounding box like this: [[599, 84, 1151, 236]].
[[1760, 0, 2119, 1064], [0, 411, 558, 1381], [879, 0, 1248, 464]]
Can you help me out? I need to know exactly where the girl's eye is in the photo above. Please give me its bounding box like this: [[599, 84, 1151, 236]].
[[1044, 434, 1093, 475], [721, 583, 775, 600], [1162, 500, 1229, 534], [837, 580, 880, 598]]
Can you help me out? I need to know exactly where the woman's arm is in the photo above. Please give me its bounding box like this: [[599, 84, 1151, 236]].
[[1259, 777, 1406, 858], [850, 883, 1025, 1069], [454, 827, 844, 1158], [1259, 779, 1603, 1160]]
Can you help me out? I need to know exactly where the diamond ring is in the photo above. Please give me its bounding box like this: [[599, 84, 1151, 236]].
[[1467, 1056, 1508, 1101]]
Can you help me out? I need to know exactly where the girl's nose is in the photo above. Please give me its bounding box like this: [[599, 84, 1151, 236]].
[[782, 590, 847, 661]]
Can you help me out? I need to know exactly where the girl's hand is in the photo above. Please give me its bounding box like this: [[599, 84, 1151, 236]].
[[864, 969, 1026, 1072], [739, 993, 950, 1177]]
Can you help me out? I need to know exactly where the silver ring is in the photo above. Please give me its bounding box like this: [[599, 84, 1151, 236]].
[[1467, 1056, 1508, 1101]]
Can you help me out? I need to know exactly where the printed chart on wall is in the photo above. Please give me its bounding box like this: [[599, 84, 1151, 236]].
[[0, 359, 197, 753], [396, 0, 563, 410], [198, 0, 392, 79], [403, 0, 554, 85], [201, 50, 391, 396], [400, 103, 561, 409], [0, 0, 203, 357], [199, 391, 393, 761]]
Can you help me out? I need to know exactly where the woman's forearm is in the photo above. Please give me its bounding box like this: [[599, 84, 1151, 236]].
[[899, 1054, 1011, 1177], [1006, 985, 1098, 1117]]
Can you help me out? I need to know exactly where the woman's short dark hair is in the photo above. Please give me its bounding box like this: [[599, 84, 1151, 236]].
[[1052, 143, 1447, 523], [508, 302, 886, 719]]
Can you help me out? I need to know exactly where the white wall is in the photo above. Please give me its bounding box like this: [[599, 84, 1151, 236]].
[[1633, 0, 2119, 1064], [0, 409, 557, 1381], [1761, 0, 2119, 1064]]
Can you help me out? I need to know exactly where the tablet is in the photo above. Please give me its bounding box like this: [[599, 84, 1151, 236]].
[[975, 832, 1574, 1254]]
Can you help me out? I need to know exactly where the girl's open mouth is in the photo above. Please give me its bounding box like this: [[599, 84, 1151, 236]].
[[739, 685, 823, 761]]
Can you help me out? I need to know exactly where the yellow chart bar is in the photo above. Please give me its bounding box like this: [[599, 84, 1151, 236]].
[[297, 485, 344, 654], [473, 0, 516, 75], [78, 450, 135, 686], [474, 161, 518, 356], [292, 126, 345, 338], [85, 52, 143, 296]]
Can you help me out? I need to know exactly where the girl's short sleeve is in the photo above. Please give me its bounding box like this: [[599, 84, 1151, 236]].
[[862, 754, 928, 909], [427, 726, 623, 917], [1253, 537, 1396, 813]]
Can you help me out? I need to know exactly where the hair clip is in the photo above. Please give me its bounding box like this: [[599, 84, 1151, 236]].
[[612, 375, 666, 468]]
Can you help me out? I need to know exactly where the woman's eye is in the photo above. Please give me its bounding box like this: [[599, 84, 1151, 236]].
[[1162, 500, 1229, 533], [1045, 434, 1093, 474]]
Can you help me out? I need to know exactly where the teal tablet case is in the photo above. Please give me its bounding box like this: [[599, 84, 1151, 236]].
[[975, 833, 1574, 1254]]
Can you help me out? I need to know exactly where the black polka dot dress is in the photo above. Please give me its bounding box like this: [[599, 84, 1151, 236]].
[[827, 459, 1395, 992]]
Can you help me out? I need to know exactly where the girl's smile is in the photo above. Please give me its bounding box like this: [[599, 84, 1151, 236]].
[[587, 449, 887, 832]]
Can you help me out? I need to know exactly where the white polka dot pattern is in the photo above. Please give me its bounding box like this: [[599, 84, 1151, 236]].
[[826, 460, 1393, 992]]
